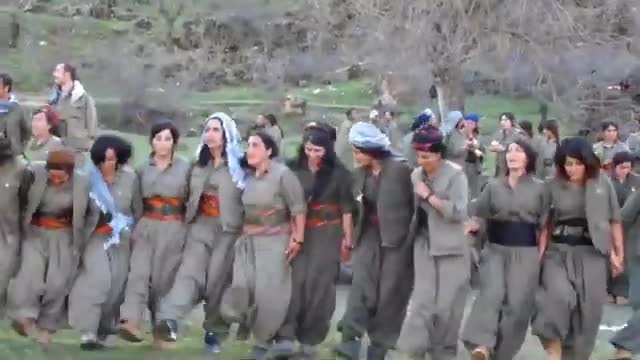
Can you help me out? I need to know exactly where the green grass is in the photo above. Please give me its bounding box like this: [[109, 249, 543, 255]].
[[0, 320, 617, 360], [189, 80, 374, 109], [0, 323, 339, 360]]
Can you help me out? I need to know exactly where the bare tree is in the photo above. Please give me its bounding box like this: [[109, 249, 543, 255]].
[[307, 0, 639, 121]]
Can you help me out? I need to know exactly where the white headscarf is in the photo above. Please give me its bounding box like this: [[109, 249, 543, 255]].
[[196, 112, 246, 189]]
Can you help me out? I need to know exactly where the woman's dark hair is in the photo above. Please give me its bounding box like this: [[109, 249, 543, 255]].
[[601, 121, 619, 132], [240, 131, 279, 168], [149, 119, 180, 148], [265, 113, 285, 138], [519, 120, 533, 138], [0, 73, 13, 93], [265, 113, 278, 126], [543, 119, 560, 142], [305, 121, 337, 142], [90, 134, 133, 167], [33, 105, 61, 137], [500, 112, 516, 125], [554, 137, 601, 181], [345, 108, 355, 119], [505, 139, 537, 175], [196, 117, 227, 167], [288, 127, 340, 199], [613, 151, 635, 167]]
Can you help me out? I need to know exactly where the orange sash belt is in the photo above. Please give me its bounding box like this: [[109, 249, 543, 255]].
[[306, 201, 341, 228], [31, 216, 71, 229], [143, 196, 184, 222]]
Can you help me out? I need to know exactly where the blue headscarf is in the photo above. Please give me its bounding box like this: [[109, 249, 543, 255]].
[[440, 110, 463, 137], [410, 108, 434, 131], [88, 164, 134, 250], [464, 113, 480, 123], [349, 121, 391, 150], [0, 93, 18, 114], [195, 112, 246, 189]]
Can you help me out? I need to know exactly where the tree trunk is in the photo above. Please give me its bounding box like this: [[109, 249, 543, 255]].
[[9, 13, 20, 49], [435, 66, 465, 126], [539, 101, 549, 123]]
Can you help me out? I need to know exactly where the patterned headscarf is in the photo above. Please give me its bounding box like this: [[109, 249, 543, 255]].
[[411, 108, 434, 132], [196, 112, 246, 189], [412, 125, 444, 152]]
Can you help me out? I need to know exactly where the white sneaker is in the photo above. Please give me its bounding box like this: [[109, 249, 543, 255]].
[[80, 333, 104, 351]]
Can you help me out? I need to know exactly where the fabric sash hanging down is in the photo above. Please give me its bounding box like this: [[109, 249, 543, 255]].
[[198, 193, 221, 217]]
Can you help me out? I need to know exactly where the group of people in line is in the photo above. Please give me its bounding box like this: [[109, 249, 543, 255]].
[[1, 63, 640, 360]]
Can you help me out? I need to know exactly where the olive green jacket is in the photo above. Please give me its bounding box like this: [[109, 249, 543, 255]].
[[352, 158, 414, 248]]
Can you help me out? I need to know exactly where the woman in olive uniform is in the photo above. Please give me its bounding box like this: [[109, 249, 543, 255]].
[[220, 131, 306, 360], [532, 137, 624, 360], [488, 112, 527, 177], [594, 121, 629, 171], [334, 122, 414, 360], [8, 148, 90, 344], [274, 125, 354, 358], [153, 113, 244, 353], [610, 184, 640, 359], [0, 138, 31, 317], [118, 120, 192, 343], [461, 140, 546, 360], [68, 135, 142, 350], [264, 114, 284, 148], [27, 105, 63, 162], [446, 113, 484, 199], [535, 119, 560, 180], [396, 125, 470, 360], [607, 151, 640, 305]]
